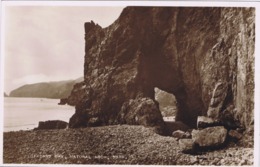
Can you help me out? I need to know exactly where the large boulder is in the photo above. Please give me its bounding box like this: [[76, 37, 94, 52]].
[[118, 98, 164, 127], [192, 126, 227, 147], [68, 7, 254, 131], [34, 120, 68, 130]]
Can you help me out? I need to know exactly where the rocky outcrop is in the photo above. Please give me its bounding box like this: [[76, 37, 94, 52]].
[[67, 81, 87, 106], [58, 98, 68, 105], [4, 92, 8, 97], [69, 7, 255, 133], [34, 120, 68, 130]]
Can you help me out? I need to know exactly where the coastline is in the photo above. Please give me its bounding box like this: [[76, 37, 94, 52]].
[[3, 97, 74, 132]]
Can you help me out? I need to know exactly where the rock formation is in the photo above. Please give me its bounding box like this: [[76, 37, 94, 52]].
[[4, 92, 8, 97], [192, 126, 227, 147], [68, 7, 255, 134], [34, 120, 68, 130], [58, 98, 68, 105]]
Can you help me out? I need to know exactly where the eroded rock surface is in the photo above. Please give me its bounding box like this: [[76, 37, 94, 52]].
[[68, 7, 255, 133]]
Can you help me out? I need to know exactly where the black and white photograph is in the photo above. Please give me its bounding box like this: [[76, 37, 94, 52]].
[[0, 1, 259, 166]]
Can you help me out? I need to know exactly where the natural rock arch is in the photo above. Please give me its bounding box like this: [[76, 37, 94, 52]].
[[154, 87, 177, 119], [68, 7, 254, 133]]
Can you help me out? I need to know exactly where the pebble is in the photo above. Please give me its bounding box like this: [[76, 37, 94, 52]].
[[3, 125, 253, 165]]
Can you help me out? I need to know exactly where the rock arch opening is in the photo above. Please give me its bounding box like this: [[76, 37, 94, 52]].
[[154, 87, 177, 122]]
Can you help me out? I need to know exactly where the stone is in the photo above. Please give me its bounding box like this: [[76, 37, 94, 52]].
[[34, 120, 68, 130], [190, 156, 199, 165], [178, 139, 195, 154], [58, 98, 68, 105], [88, 117, 102, 126], [172, 130, 191, 139], [164, 121, 190, 135], [197, 116, 221, 129], [192, 126, 227, 147], [118, 98, 165, 127], [68, 7, 255, 131], [228, 129, 243, 141]]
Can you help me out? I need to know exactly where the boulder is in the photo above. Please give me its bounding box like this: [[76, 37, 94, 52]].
[[179, 139, 196, 154], [172, 130, 191, 139], [192, 126, 227, 147], [34, 120, 68, 130], [118, 98, 165, 127], [197, 116, 221, 129]]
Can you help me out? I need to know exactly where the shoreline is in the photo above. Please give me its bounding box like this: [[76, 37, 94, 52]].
[[4, 125, 253, 165]]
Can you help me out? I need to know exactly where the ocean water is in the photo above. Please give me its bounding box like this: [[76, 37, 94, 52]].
[[3, 97, 75, 132]]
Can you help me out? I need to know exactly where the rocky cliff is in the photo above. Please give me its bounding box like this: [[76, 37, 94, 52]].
[[69, 7, 255, 133]]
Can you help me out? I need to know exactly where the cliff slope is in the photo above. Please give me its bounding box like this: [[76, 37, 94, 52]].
[[10, 77, 83, 99]]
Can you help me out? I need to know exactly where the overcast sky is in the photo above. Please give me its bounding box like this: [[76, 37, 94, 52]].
[[3, 6, 124, 94]]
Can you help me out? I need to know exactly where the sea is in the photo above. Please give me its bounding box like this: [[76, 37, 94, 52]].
[[3, 97, 75, 132]]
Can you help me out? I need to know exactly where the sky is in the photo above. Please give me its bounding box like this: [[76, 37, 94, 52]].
[[3, 6, 124, 94]]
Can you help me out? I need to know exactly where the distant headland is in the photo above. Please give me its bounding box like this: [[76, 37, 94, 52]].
[[8, 77, 83, 99]]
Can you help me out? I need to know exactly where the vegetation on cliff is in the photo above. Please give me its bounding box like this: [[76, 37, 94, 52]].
[[9, 77, 83, 99]]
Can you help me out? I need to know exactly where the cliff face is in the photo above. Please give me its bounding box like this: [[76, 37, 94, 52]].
[[69, 7, 255, 130]]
